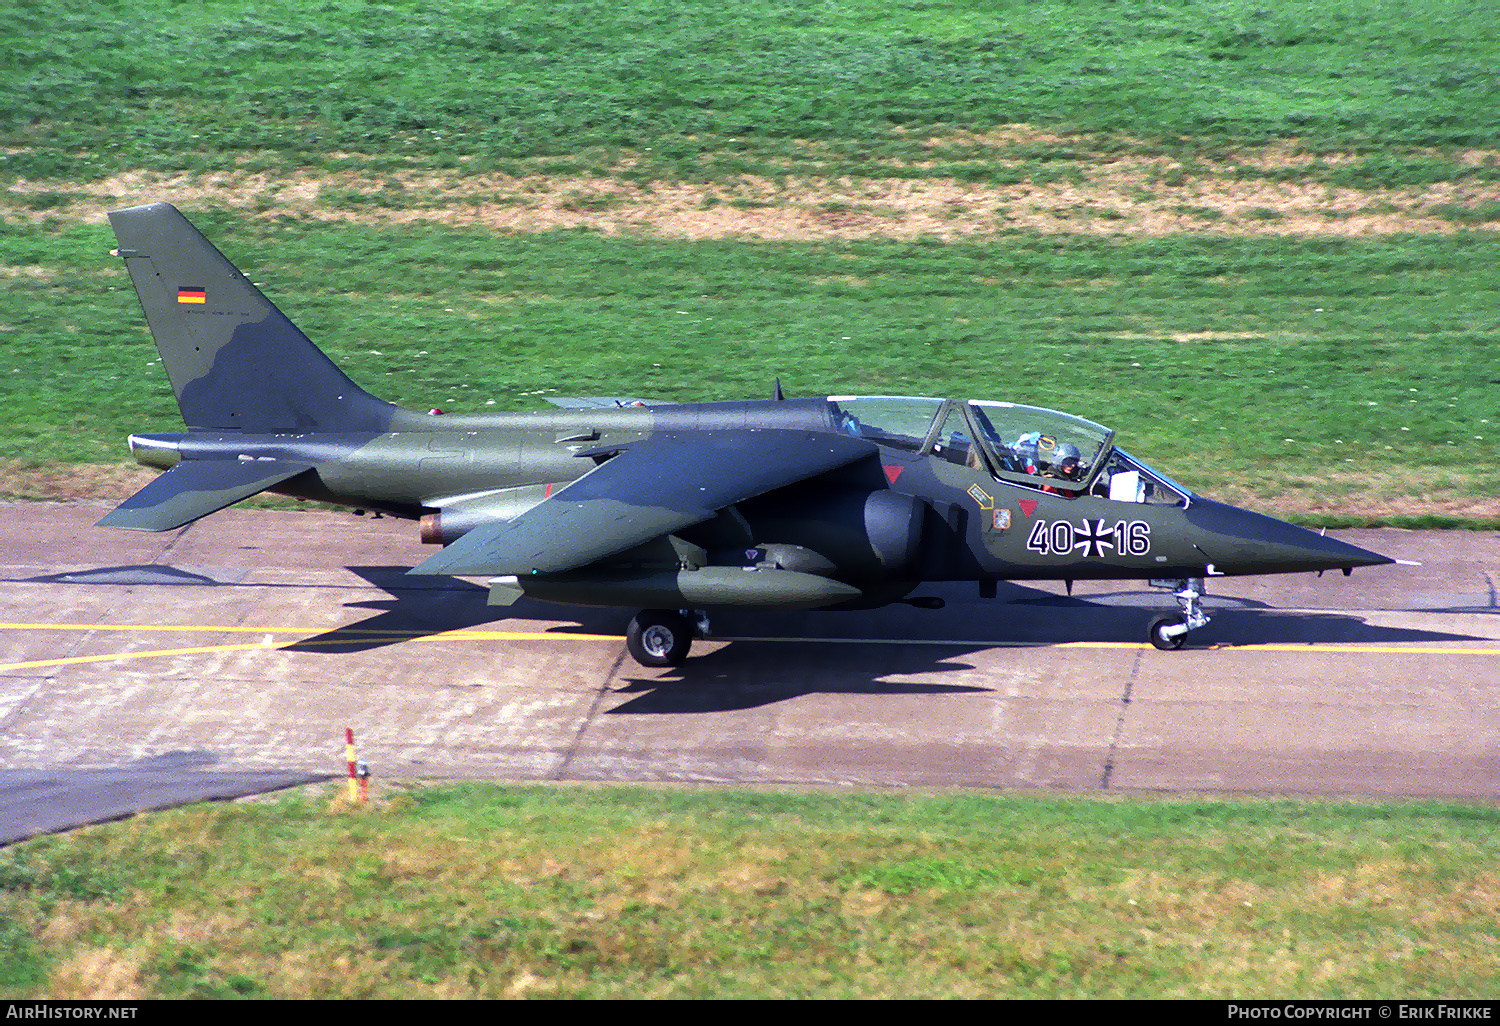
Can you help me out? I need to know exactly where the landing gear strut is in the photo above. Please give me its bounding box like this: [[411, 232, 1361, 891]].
[[1147, 577, 1210, 650], [625, 608, 710, 667]]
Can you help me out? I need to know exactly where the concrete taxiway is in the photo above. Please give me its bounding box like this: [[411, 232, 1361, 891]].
[[1, 501, 1496, 826]]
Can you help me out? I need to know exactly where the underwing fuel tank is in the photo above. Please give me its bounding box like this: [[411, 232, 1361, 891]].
[[487, 566, 866, 609]]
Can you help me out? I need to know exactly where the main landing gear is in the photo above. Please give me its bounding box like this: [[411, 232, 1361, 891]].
[[1147, 577, 1210, 651], [626, 608, 711, 667]]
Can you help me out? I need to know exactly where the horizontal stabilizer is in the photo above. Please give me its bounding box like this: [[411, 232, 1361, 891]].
[[97, 459, 310, 532]]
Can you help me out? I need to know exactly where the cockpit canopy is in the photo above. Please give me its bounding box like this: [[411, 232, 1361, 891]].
[[826, 395, 1191, 506]]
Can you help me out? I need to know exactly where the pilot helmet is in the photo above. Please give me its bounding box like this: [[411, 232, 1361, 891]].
[[1052, 442, 1085, 481]]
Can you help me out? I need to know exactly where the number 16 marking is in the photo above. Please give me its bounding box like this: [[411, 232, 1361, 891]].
[[1026, 519, 1150, 558]]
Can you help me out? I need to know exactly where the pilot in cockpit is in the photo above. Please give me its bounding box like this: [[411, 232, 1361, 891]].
[[1008, 431, 1042, 474], [1044, 443, 1087, 495], [1051, 443, 1085, 480], [1007, 433, 1087, 495]]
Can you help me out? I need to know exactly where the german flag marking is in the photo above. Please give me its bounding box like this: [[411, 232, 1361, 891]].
[[177, 287, 206, 304]]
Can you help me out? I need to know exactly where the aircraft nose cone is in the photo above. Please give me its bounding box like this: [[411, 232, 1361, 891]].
[[1185, 499, 1393, 575]]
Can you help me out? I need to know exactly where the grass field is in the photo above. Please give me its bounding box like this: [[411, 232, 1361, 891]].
[[3, 784, 1499, 999], [5, 0, 1500, 175]]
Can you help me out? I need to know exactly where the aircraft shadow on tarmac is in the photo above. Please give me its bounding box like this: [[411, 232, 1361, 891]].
[[23, 564, 222, 587], [24, 563, 1490, 714], [25, 564, 1487, 663], [606, 644, 995, 714], [281, 566, 630, 654], [277, 567, 1486, 671]]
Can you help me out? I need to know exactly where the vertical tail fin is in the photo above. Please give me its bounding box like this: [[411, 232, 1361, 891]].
[[108, 202, 399, 433]]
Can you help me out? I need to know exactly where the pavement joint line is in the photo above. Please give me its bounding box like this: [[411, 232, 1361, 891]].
[[1101, 647, 1145, 791], [555, 647, 632, 781]]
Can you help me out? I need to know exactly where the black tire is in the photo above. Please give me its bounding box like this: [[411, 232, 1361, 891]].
[[626, 609, 693, 667], [1148, 615, 1187, 651]]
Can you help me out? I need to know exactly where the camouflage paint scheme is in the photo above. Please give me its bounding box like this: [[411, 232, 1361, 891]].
[[100, 203, 1391, 664]]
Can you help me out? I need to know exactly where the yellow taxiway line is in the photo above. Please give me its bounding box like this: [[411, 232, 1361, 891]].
[[1, 642, 285, 673], [1, 621, 1498, 674], [722, 636, 1500, 656], [0, 621, 620, 638], [0, 621, 625, 673]]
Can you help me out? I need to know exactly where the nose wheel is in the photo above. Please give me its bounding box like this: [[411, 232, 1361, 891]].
[[1148, 578, 1210, 650], [1148, 615, 1188, 650], [625, 608, 710, 667]]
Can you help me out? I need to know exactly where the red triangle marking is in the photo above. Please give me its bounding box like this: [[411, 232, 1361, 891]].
[[1018, 499, 1039, 518], [883, 465, 904, 485]]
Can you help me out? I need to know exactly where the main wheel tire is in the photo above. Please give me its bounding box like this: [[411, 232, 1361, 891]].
[[626, 609, 693, 667], [1148, 615, 1187, 651]]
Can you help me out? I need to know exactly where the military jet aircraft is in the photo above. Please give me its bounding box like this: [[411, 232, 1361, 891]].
[[99, 202, 1392, 666]]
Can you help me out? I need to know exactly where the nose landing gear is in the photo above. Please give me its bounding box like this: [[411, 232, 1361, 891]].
[[1147, 577, 1210, 650]]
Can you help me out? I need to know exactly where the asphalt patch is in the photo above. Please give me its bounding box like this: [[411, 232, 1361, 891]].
[[0, 750, 332, 845]]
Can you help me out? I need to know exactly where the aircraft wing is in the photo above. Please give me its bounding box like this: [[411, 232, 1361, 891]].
[[408, 429, 877, 576], [96, 458, 312, 532]]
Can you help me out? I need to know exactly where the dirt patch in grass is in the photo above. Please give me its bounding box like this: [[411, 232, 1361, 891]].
[[0, 460, 157, 502], [6, 135, 1497, 240], [46, 946, 144, 1000]]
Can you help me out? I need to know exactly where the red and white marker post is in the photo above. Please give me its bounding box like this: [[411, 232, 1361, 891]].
[[345, 727, 368, 803]]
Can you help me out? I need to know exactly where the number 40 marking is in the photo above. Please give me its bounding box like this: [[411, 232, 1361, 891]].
[[1026, 518, 1151, 558]]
